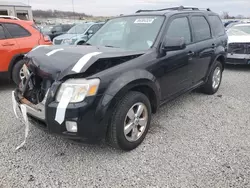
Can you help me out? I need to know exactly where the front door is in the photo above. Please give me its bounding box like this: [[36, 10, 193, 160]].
[[157, 16, 196, 100]]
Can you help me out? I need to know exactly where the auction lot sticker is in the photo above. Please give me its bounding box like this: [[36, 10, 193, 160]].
[[134, 18, 155, 24]]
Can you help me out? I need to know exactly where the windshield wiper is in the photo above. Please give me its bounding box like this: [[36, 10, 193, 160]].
[[85, 43, 91, 46]]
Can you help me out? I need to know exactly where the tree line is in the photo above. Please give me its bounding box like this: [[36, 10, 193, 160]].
[[33, 9, 92, 18]]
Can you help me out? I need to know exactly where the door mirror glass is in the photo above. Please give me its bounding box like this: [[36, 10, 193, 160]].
[[162, 37, 186, 52]]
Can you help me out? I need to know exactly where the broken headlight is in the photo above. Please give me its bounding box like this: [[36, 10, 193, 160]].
[[56, 78, 100, 103]]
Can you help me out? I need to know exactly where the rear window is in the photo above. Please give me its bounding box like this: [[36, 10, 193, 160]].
[[208, 15, 225, 37], [4, 23, 30, 38], [191, 16, 211, 42], [0, 25, 5, 39]]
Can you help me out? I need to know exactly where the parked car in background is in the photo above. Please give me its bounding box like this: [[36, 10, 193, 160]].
[[227, 24, 250, 64], [47, 24, 74, 41], [14, 6, 227, 151], [53, 22, 104, 45], [0, 19, 52, 84]]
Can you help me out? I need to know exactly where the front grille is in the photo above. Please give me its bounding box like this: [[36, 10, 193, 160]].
[[54, 39, 63, 45], [228, 43, 250, 54]]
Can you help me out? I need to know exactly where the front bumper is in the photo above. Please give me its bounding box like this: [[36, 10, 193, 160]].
[[226, 53, 250, 64], [14, 89, 108, 142]]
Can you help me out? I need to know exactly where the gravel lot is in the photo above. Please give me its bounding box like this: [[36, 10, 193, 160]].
[[0, 65, 250, 188]]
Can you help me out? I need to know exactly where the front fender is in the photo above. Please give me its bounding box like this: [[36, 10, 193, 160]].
[[96, 69, 161, 121]]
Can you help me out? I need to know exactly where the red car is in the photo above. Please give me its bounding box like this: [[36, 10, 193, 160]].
[[0, 19, 52, 84]]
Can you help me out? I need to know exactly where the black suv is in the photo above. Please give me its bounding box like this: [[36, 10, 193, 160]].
[[13, 6, 227, 151]]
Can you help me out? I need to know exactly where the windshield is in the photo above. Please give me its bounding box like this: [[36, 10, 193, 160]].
[[227, 25, 250, 36], [87, 16, 165, 51], [67, 23, 91, 34]]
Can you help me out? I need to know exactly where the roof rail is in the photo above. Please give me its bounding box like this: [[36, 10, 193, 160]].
[[0, 15, 20, 20], [136, 6, 211, 13]]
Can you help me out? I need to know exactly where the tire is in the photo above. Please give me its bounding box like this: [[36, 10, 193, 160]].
[[77, 41, 85, 45], [12, 59, 25, 85], [201, 61, 223, 95], [107, 91, 152, 151]]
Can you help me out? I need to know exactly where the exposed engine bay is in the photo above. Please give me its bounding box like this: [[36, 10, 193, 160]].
[[19, 65, 52, 105]]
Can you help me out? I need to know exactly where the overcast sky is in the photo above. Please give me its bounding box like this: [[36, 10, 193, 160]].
[[9, 0, 250, 16]]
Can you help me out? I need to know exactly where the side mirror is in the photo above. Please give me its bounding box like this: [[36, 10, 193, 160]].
[[162, 37, 186, 52], [87, 30, 93, 35]]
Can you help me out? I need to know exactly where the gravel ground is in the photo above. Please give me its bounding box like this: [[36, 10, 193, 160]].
[[0, 65, 250, 188]]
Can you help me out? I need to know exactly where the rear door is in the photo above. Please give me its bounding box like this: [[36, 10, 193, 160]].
[[3, 22, 37, 54], [0, 23, 18, 72], [189, 14, 215, 84]]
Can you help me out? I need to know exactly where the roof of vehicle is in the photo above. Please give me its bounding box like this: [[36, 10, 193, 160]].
[[0, 15, 20, 20], [128, 6, 217, 16], [0, 1, 31, 7], [0, 18, 33, 25]]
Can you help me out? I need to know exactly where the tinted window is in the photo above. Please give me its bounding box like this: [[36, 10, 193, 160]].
[[191, 16, 211, 42], [52, 26, 62, 33], [0, 25, 5, 39], [208, 16, 225, 37], [4, 23, 30, 38], [166, 17, 191, 44]]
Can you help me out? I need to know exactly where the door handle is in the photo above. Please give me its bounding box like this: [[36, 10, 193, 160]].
[[2, 42, 15, 46], [187, 51, 195, 56]]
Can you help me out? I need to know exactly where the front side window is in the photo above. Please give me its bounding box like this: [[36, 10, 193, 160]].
[[191, 16, 211, 42], [0, 25, 6, 39], [67, 24, 92, 34], [166, 17, 191, 44], [4, 23, 30, 38], [87, 16, 165, 51]]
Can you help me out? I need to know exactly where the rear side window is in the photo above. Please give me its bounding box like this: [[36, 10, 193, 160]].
[[166, 17, 191, 44], [0, 25, 6, 39], [191, 16, 211, 42], [4, 23, 30, 38], [208, 15, 225, 37]]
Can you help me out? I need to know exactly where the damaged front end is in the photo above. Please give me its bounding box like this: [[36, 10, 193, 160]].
[[18, 59, 54, 105]]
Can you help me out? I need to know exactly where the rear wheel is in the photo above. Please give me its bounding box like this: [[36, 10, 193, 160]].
[[12, 59, 25, 85], [107, 91, 152, 151], [201, 61, 223, 95]]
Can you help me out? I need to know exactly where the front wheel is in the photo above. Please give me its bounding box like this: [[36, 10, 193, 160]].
[[201, 61, 223, 95], [107, 91, 152, 151]]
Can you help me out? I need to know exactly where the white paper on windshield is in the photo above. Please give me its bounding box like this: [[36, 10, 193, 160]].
[[72, 52, 102, 73], [134, 18, 155, 24], [16, 105, 29, 151], [12, 91, 18, 118], [55, 87, 74, 124]]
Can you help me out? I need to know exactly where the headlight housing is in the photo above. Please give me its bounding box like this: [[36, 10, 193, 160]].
[[56, 78, 100, 103]]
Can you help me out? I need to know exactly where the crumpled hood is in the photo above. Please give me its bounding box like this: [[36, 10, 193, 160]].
[[228, 35, 250, 43], [25, 45, 145, 80]]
